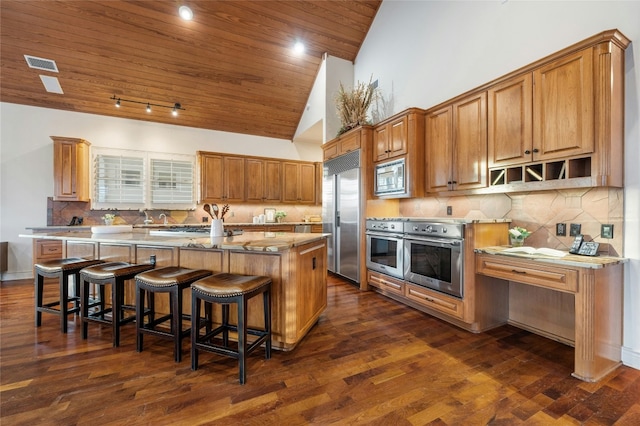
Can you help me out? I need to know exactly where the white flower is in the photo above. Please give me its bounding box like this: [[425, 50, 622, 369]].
[[509, 228, 522, 237]]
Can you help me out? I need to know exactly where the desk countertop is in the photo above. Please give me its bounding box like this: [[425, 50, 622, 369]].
[[475, 246, 627, 269]]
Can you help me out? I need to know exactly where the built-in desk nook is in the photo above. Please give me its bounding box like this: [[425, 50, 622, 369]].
[[475, 246, 625, 382]]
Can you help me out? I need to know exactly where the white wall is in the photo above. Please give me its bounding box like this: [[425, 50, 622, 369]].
[[354, 0, 640, 369], [0, 104, 321, 279], [294, 54, 354, 143]]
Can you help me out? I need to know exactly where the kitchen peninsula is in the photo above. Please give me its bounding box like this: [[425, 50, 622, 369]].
[[21, 230, 329, 351]]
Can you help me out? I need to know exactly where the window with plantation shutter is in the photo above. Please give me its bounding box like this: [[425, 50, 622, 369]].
[[94, 154, 145, 207], [91, 147, 195, 210], [150, 159, 194, 206]]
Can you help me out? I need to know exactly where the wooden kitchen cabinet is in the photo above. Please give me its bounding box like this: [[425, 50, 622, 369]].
[[367, 270, 404, 297], [487, 73, 533, 168], [533, 48, 594, 161], [199, 151, 317, 204], [486, 30, 628, 190], [488, 49, 593, 169], [198, 152, 245, 203], [405, 282, 464, 320], [34, 239, 63, 261], [373, 114, 408, 162], [322, 130, 362, 161], [282, 161, 316, 204], [246, 158, 282, 202], [51, 137, 91, 202], [371, 109, 425, 199], [476, 251, 624, 382], [426, 92, 487, 192]]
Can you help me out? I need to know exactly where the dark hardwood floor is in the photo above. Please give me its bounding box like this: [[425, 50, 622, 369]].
[[1, 274, 639, 425]]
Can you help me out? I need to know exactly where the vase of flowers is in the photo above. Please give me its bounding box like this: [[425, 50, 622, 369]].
[[508, 226, 531, 247], [102, 214, 115, 226], [275, 211, 287, 223]]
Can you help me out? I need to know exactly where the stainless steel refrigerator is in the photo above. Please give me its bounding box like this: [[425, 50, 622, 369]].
[[322, 150, 361, 283]]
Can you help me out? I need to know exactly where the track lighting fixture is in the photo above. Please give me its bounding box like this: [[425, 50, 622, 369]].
[[110, 95, 184, 116]]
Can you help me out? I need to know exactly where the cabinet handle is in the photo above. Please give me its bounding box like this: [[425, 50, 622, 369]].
[[533, 148, 539, 153], [511, 269, 527, 274], [525, 150, 531, 155]]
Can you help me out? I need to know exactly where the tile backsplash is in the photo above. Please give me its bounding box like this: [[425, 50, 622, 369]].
[[48, 199, 321, 227], [397, 187, 624, 256]]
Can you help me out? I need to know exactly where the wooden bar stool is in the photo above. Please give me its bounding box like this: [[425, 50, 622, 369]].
[[191, 273, 272, 384], [134, 266, 213, 362], [79, 262, 154, 347], [35, 258, 105, 333]]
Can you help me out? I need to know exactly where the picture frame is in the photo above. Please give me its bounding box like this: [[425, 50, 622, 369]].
[[264, 208, 276, 223]]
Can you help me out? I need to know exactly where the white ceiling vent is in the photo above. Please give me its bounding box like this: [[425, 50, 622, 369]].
[[24, 55, 59, 72]]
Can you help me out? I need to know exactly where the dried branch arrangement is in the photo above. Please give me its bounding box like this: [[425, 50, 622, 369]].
[[335, 77, 377, 136]]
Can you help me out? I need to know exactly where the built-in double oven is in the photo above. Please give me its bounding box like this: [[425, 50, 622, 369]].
[[365, 218, 465, 299]]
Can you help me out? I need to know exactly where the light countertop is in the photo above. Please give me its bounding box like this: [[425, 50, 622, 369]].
[[26, 222, 321, 233], [475, 246, 626, 269], [19, 230, 329, 252]]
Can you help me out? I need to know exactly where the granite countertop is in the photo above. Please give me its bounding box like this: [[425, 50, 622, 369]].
[[26, 222, 322, 233], [19, 230, 329, 252], [475, 246, 627, 269]]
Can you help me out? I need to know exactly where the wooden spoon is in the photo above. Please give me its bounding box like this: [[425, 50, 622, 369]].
[[203, 204, 214, 219]]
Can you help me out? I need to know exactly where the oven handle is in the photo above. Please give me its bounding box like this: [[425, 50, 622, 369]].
[[404, 235, 463, 246], [366, 231, 405, 240]]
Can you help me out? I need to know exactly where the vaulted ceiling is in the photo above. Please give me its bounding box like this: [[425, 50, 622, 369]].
[[0, 0, 381, 140]]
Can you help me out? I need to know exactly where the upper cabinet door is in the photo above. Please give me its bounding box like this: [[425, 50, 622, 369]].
[[199, 153, 245, 202], [373, 115, 408, 162], [200, 153, 224, 202], [282, 162, 315, 204], [223, 156, 245, 202], [426, 105, 453, 192], [247, 158, 282, 202], [488, 73, 533, 168], [533, 48, 594, 160], [452, 92, 487, 191], [52, 137, 91, 202]]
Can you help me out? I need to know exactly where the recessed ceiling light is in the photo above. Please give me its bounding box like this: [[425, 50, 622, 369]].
[[179, 5, 193, 21], [293, 41, 305, 54]]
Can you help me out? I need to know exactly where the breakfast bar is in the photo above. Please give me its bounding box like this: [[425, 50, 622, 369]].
[[21, 229, 329, 351]]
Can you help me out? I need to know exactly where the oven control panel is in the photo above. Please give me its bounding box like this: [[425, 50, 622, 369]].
[[365, 220, 404, 232], [404, 221, 464, 239]]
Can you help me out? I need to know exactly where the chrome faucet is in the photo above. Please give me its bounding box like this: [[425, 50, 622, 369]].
[[159, 213, 168, 225], [143, 211, 153, 225]]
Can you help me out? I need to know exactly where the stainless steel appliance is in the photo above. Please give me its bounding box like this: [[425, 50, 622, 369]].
[[403, 220, 464, 298], [365, 218, 405, 279], [322, 150, 361, 283], [374, 158, 406, 196]]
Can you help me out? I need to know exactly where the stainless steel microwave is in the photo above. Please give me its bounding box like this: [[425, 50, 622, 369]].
[[374, 158, 406, 196]]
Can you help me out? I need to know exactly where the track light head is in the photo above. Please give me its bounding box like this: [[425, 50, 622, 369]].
[[146, 103, 151, 113]]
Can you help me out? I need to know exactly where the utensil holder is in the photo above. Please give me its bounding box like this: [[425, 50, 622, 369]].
[[210, 219, 224, 238]]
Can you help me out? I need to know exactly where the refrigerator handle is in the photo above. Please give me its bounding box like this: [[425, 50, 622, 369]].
[[336, 212, 340, 227]]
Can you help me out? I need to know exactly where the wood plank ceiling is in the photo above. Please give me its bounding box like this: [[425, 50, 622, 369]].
[[0, 0, 381, 140]]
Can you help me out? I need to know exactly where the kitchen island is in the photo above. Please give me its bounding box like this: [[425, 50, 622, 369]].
[[21, 230, 329, 351]]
